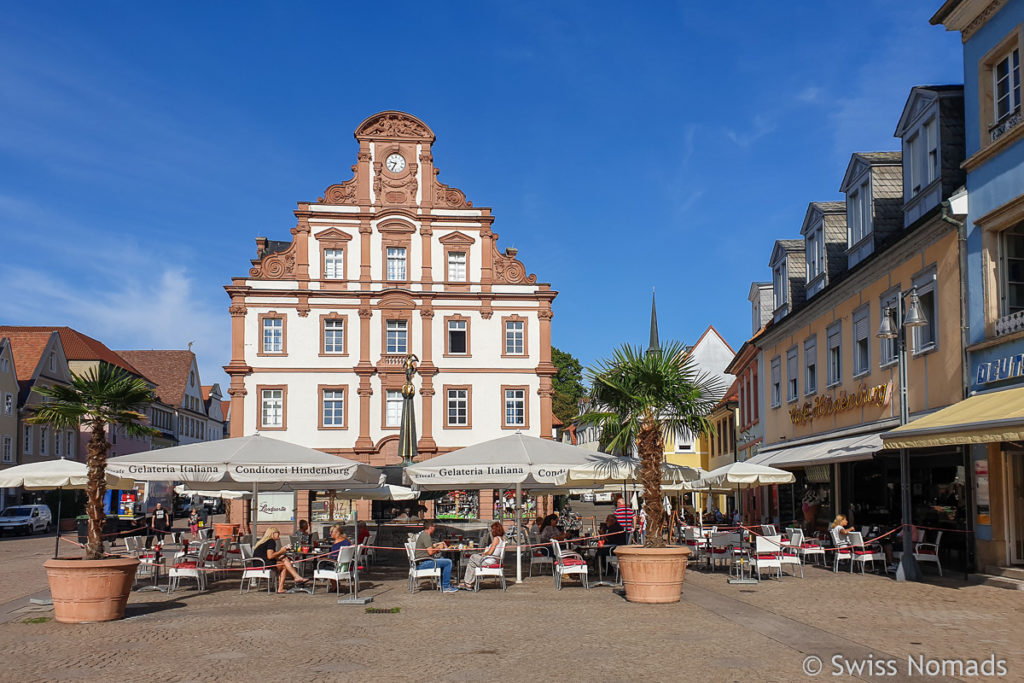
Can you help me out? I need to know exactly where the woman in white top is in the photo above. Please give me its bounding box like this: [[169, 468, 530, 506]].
[[458, 521, 506, 589]]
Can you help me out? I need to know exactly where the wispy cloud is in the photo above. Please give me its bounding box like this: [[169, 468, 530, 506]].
[[724, 113, 778, 148], [796, 86, 823, 103]]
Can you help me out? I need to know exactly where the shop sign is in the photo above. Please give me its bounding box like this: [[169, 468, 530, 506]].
[[975, 353, 1024, 385], [789, 381, 892, 425], [256, 491, 295, 523]]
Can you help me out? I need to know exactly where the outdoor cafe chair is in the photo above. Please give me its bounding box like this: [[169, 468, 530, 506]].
[[313, 545, 356, 596], [829, 527, 854, 573], [551, 538, 589, 590], [750, 534, 783, 581], [405, 542, 442, 593], [776, 535, 804, 578], [707, 532, 742, 572], [528, 532, 554, 576], [360, 531, 377, 566], [848, 532, 886, 575], [761, 524, 777, 536], [683, 527, 707, 563], [914, 531, 943, 576], [788, 529, 825, 567], [239, 554, 274, 595], [169, 541, 211, 592], [472, 538, 508, 592]]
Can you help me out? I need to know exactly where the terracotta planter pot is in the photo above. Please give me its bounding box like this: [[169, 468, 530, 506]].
[[613, 545, 691, 604], [43, 557, 139, 624], [213, 523, 240, 539]]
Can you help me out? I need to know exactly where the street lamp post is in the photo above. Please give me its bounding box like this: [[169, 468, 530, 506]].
[[877, 288, 927, 582]]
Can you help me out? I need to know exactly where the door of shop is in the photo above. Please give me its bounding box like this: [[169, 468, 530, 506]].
[[1010, 452, 1024, 565]]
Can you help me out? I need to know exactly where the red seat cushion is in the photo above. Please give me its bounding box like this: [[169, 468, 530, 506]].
[[756, 554, 778, 560], [853, 549, 874, 555], [712, 548, 727, 554], [560, 558, 586, 566], [917, 548, 937, 555], [207, 554, 223, 561], [532, 551, 548, 557], [801, 543, 821, 548], [174, 561, 198, 569], [227, 549, 241, 554]]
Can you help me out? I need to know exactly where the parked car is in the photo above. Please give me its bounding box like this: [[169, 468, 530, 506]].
[[594, 491, 615, 504], [580, 492, 595, 503], [0, 504, 53, 535]]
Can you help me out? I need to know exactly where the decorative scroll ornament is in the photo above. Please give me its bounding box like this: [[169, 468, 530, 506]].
[[434, 176, 472, 208], [357, 112, 432, 140], [249, 241, 298, 280], [491, 245, 537, 285], [318, 177, 357, 205]]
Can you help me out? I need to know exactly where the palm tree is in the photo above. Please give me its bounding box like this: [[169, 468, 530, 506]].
[[29, 364, 157, 560], [578, 341, 720, 548]]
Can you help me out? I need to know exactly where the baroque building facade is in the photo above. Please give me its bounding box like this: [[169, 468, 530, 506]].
[[224, 111, 557, 468]]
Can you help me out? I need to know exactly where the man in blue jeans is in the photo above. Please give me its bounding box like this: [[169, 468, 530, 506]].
[[414, 520, 457, 592]]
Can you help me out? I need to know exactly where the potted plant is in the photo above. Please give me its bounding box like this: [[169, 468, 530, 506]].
[[31, 363, 157, 623], [579, 341, 718, 603]]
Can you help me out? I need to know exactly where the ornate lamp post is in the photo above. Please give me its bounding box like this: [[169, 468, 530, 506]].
[[877, 287, 927, 582]]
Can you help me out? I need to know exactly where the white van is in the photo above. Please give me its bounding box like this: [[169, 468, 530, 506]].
[[0, 504, 53, 535]]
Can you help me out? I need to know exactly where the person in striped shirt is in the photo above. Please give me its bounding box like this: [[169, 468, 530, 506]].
[[614, 497, 634, 541]]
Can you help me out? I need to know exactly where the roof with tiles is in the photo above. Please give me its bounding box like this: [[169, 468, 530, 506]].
[[855, 151, 902, 164], [0, 326, 142, 377], [812, 201, 846, 212], [2, 330, 54, 384], [115, 350, 196, 408]]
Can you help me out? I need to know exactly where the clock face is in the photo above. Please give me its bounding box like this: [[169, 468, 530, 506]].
[[385, 153, 406, 173]]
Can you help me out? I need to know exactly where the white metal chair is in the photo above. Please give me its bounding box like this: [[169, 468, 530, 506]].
[[360, 531, 377, 566], [405, 542, 441, 593], [848, 532, 886, 574], [761, 524, 777, 536], [750, 534, 782, 581], [776, 534, 804, 578], [829, 527, 854, 573], [788, 529, 825, 567], [683, 527, 707, 564], [472, 539, 507, 592], [528, 532, 554, 576], [551, 538, 588, 590], [239, 544, 274, 594], [914, 531, 943, 576], [313, 545, 356, 596], [707, 532, 742, 572], [169, 541, 210, 592]]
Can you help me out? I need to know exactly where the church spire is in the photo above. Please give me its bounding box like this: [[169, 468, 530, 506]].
[[647, 288, 661, 356]]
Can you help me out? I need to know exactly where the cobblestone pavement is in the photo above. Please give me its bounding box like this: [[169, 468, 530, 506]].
[[1, 533, 1022, 682]]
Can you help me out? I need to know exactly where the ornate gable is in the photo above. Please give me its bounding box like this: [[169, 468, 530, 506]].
[[250, 240, 298, 280], [313, 228, 353, 242], [438, 231, 476, 246], [491, 238, 537, 285], [894, 87, 939, 138], [355, 111, 434, 142]]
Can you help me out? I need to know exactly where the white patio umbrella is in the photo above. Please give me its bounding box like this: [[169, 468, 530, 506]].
[[0, 458, 136, 557], [696, 461, 795, 529], [558, 456, 700, 488], [404, 433, 618, 583]]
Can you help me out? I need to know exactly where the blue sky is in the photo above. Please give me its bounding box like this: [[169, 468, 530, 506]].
[[0, 2, 964, 387]]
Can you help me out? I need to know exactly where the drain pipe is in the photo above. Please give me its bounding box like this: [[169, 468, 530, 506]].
[[940, 198, 969, 401], [940, 197, 971, 579]]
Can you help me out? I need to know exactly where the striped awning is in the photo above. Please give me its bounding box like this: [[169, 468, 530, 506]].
[[882, 387, 1024, 449]]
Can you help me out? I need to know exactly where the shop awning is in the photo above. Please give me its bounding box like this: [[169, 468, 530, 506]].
[[747, 431, 884, 468], [882, 387, 1024, 449]]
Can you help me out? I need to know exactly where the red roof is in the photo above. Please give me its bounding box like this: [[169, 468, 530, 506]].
[[200, 385, 213, 401], [221, 400, 231, 419], [1, 330, 55, 383], [115, 350, 196, 407], [0, 326, 142, 377], [715, 377, 741, 409]]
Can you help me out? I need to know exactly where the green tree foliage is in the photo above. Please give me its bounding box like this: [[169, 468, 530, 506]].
[[551, 346, 585, 427]]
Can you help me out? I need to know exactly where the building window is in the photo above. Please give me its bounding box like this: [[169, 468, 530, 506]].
[[786, 347, 798, 402], [804, 336, 817, 395], [3, 393, 11, 415], [385, 390, 403, 428], [386, 247, 407, 281], [260, 387, 285, 429], [39, 426, 47, 455], [447, 251, 467, 282], [770, 356, 781, 408], [49, 353, 56, 372], [504, 319, 525, 356], [1, 436, 11, 464], [66, 431, 73, 459], [994, 47, 1021, 125], [912, 270, 938, 354], [1001, 223, 1024, 316], [324, 248, 344, 279], [852, 305, 870, 377], [323, 318, 345, 354], [503, 387, 527, 428], [908, 118, 939, 196], [386, 320, 408, 355], [54, 430, 61, 457], [806, 224, 824, 281], [827, 322, 842, 387], [848, 180, 871, 245], [261, 316, 284, 354], [321, 388, 345, 428], [445, 386, 470, 427], [447, 318, 468, 355], [773, 260, 788, 309], [23, 425, 32, 455]]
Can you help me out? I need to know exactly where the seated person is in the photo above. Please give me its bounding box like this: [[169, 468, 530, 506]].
[[830, 514, 854, 541], [597, 514, 626, 572], [414, 520, 457, 592], [294, 519, 311, 547], [407, 507, 421, 522], [458, 521, 506, 589], [324, 524, 353, 592], [536, 513, 569, 556], [251, 527, 310, 593], [357, 521, 371, 546], [394, 508, 411, 523]]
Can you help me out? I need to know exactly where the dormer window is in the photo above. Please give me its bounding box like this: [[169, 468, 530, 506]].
[[907, 118, 938, 196], [773, 260, 788, 310], [805, 223, 824, 281], [847, 180, 871, 246]]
